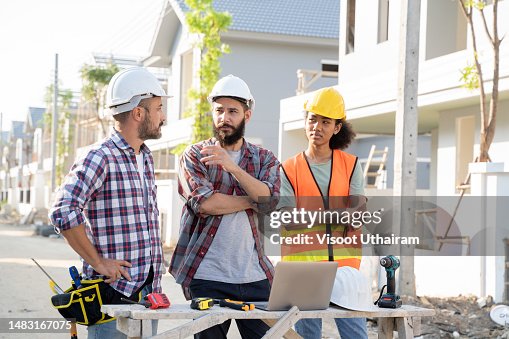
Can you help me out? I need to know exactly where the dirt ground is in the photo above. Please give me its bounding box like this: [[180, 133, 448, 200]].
[[309, 293, 509, 338], [395, 295, 508, 338], [3, 221, 508, 338]]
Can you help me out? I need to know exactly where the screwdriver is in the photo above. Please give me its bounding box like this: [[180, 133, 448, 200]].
[[69, 266, 82, 288], [216, 299, 255, 311], [31, 258, 64, 294]]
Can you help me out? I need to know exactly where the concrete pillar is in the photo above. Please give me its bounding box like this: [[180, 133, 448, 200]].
[[469, 162, 509, 302], [33, 170, 46, 209]]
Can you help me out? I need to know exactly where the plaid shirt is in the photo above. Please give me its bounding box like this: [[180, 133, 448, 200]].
[[49, 130, 164, 297], [169, 138, 280, 298]]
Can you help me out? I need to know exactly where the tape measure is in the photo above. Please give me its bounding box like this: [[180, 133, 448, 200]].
[[191, 298, 214, 310]]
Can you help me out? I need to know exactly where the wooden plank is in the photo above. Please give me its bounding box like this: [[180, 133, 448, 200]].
[[395, 317, 413, 339], [412, 317, 422, 337], [263, 319, 302, 339], [150, 313, 228, 339], [103, 304, 435, 321], [378, 318, 394, 339], [263, 306, 300, 339], [106, 304, 435, 338], [116, 317, 141, 339], [141, 319, 154, 338]]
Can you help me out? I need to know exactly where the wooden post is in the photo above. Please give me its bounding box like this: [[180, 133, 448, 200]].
[[393, 0, 421, 297], [263, 306, 300, 339]]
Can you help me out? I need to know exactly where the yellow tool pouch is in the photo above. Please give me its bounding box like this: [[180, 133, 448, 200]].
[[51, 279, 141, 326]]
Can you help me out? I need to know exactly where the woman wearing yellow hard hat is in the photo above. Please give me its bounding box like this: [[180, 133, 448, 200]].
[[279, 87, 368, 339]]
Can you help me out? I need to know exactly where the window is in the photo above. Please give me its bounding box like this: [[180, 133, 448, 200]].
[[346, 0, 356, 54], [425, 0, 467, 59], [378, 0, 389, 43]]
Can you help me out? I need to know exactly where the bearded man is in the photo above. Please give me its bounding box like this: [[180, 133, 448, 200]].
[[169, 75, 280, 339], [50, 67, 167, 338]]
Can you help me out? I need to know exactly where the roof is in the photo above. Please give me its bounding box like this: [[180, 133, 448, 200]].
[[12, 121, 25, 139], [10, 121, 25, 141], [173, 0, 339, 39], [28, 107, 45, 129]]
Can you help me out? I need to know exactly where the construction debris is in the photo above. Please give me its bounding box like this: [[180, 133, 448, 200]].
[[402, 295, 507, 338], [0, 204, 20, 224]]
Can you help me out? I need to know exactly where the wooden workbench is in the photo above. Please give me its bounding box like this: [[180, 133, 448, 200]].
[[102, 303, 435, 339]]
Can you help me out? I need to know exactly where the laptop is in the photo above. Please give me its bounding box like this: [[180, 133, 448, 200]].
[[252, 261, 337, 311]]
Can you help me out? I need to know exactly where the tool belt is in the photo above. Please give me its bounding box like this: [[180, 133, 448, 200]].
[[51, 279, 142, 326]]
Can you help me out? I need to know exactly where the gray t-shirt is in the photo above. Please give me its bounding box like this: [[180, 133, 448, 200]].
[[279, 157, 365, 208], [194, 150, 267, 283]]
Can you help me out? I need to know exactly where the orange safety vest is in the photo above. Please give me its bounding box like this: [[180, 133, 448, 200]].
[[281, 150, 362, 269]]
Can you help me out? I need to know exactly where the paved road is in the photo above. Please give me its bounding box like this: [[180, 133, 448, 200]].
[[0, 223, 243, 339]]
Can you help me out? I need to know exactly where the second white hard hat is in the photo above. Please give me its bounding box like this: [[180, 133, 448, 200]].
[[330, 266, 377, 312], [105, 67, 169, 115], [208, 74, 255, 110]]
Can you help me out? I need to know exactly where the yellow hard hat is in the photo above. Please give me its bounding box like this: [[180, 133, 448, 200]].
[[303, 87, 346, 120]]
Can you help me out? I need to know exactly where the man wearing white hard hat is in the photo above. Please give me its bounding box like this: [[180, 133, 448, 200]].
[[50, 67, 168, 338], [170, 75, 280, 339]]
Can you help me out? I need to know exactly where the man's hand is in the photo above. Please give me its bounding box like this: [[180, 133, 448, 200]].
[[93, 258, 132, 284], [61, 224, 133, 284], [200, 141, 239, 173], [199, 141, 271, 202]]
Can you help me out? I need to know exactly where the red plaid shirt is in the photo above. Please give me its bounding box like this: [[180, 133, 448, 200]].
[[169, 138, 280, 298], [49, 130, 164, 297]]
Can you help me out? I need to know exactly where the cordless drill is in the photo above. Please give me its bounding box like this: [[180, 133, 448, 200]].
[[377, 255, 402, 308]]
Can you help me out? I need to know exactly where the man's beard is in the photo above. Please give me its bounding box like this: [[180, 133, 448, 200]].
[[213, 118, 245, 147], [138, 112, 162, 140]]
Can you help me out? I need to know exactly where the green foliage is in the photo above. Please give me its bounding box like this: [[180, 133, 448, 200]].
[[460, 63, 480, 90], [79, 63, 119, 136], [463, 0, 486, 10], [172, 142, 189, 156], [80, 63, 119, 109], [173, 0, 231, 154], [44, 84, 75, 186]]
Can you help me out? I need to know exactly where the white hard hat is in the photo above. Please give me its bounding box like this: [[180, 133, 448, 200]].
[[105, 67, 169, 115], [330, 266, 377, 312], [207, 74, 255, 110]]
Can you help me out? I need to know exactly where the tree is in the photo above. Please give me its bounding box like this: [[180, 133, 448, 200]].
[[178, 0, 231, 149], [80, 63, 119, 136], [459, 0, 503, 162], [44, 84, 74, 186]]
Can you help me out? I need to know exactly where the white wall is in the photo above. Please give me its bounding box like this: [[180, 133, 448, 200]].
[[415, 257, 482, 297], [437, 99, 509, 195], [221, 38, 338, 155], [156, 179, 183, 247], [337, 0, 509, 120], [334, 0, 509, 300]]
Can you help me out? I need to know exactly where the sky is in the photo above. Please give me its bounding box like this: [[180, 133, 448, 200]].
[[0, 0, 165, 131]]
